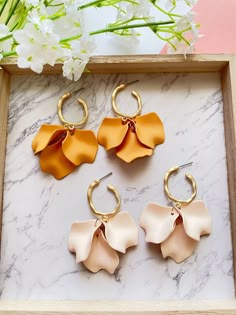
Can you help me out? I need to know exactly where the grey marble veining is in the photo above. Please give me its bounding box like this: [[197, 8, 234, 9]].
[[0, 72, 234, 300]]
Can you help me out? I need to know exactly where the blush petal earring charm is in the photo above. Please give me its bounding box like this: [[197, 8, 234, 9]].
[[97, 81, 165, 163], [68, 172, 138, 274], [32, 92, 98, 179], [140, 163, 211, 263]]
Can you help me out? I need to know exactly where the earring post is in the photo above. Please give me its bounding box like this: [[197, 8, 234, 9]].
[[179, 162, 193, 169], [125, 80, 139, 87], [99, 172, 113, 182]]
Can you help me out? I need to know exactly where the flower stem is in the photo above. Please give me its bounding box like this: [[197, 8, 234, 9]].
[[0, 34, 13, 42], [2, 51, 17, 57], [90, 21, 174, 35], [5, 0, 21, 25], [0, 0, 8, 17]]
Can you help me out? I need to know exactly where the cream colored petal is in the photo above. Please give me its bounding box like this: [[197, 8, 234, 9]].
[[161, 222, 198, 263], [180, 200, 212, 241], [83, 230, 119, 274], [105, 212, 138, 253], [140, 203, 179, 243], [68, 220, 101, 263]]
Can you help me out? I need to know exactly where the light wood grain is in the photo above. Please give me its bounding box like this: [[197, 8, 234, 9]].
[[0, 300, 236, 314], [222, 56, 236, 293], [0, 54, 235, 314], [0, 68, 10, 246], [0, 54, 232, 75]]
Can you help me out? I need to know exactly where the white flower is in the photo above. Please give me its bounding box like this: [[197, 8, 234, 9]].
[[0, 24, 13, 57], [14, 23, 64, 72], [21, 0, 41, 8], [117, 0, 151, 21], [62, 36, 96, 81]]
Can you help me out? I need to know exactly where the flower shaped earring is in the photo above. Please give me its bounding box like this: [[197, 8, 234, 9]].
[[32, 92, 98, 179], [97, 82, 165, 163], [68, 172, 138, 274], [140, 163, 212, 263]]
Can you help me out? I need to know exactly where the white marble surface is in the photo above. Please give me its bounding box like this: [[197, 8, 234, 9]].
[[0, 72, 234, 300]]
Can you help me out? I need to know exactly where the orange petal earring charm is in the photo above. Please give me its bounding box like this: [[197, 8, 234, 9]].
[[32, 92, 98, 179], [68, 172, 138, 274], [97, 82, 165, 163], [140, 163, 212, 263]]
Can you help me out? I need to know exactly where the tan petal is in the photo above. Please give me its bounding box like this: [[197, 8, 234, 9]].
[[97, 117, 128, 150], [180, 200, 212, 241], [140, 203, 179, 243], [39, 140, 76, 179], [68, 220, 101, 263], [161, 222, 198, 263], [105, 212, 138, 253], [62, 129, 98, 166], [116, 128, 153, 162], [135, 113, 165, 148], [32, 124, 65, 154], [83, 230, 119, 274]]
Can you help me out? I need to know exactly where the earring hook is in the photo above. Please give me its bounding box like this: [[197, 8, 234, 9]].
[[57, 91, 88, 128], [87, 172, 121, 222], [112, 81, 142, 119], [164, 163, 197, 206]]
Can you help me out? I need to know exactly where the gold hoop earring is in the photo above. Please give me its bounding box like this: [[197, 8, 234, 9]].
[[32, 91, 98, 179], [140, 163, 211, 263], [57, 92, 88, 128], [87, 173, 121, 222], [112, 83, 142, 119], [68, 172, 138, 274], [98, 80, 165, 163]]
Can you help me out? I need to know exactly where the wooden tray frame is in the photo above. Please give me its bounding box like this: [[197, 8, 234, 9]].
[[0, 54, 235, 314]]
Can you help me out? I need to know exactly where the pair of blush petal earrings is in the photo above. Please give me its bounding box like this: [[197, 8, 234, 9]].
[[68, 166, 211, 274], [32, 82, 165, 179]]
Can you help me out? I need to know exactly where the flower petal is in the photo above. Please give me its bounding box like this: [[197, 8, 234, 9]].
[[68, 220, 101, 263], [140, 203, 179, 243], [116, 128, 153, 162], [32, 124, 65, 154], [39, 140, 77, 179], [180, 200, 212, 241], [83, 230, 119, 274], [62, 129, 98, 166], [161, 222, 198, 263], [105, 212, 138, 253], [135, 113, 165, 148], [97, 117, 128, 150]]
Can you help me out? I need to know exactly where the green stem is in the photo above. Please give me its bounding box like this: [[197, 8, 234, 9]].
[[0, 0, 8, 16], [6, 0, 21, 25], [2, 50, 17, 57], [90, 21, 174, 35], [0, 34, 13, 42]]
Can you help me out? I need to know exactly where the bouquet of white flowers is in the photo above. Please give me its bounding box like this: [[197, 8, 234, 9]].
[[0, 0, 200, 80]]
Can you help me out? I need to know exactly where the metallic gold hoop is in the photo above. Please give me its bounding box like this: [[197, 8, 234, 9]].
[[164, 165, 197, 206], [112, 83, 142, 119], [57, 92, 88, 128], [87, 174, 121, 222]]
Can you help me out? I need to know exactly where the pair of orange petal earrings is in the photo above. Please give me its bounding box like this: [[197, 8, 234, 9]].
[[68, 167, 211, 274], [32, 82, 165, 179]]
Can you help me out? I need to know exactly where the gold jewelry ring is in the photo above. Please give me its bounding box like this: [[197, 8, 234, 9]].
[[57, 92, 88, 127], [87, 178, 121, 222], [112, 83, 142, 119], [164, 166, 197, 205]]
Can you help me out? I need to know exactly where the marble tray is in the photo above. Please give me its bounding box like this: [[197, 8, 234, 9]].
[[0, 55, 236, 314]]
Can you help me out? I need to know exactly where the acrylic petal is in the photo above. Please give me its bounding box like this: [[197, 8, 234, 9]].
[[32, 124, 65, 154], [161, 222, 198, 263], [105, 212, 138, 253], [68, 220, 101, 263], [136, 113, 165, 148], [116, 128, 153, 162], [39, 140, 76, 179], [140, 203, 179, 243], [62, 129, 98, 166], [180, 200, 212, 241], [83, 230, 119, 274], [97, 117, 128, 150]]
